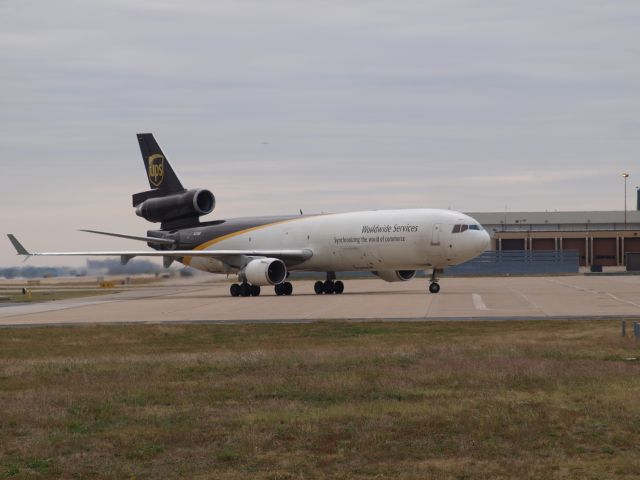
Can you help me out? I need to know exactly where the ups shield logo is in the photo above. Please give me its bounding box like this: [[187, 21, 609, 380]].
[[147, 154, 164, 187]]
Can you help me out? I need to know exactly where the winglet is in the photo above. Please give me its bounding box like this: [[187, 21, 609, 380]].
[[7, 234, 31, 256]]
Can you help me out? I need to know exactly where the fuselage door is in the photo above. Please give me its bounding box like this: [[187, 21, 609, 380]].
[[431, 223, 441, 246]]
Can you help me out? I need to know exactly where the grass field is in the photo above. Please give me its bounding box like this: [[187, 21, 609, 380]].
[[0, 289, 120, 304], [1, 320, 639, 479], [0, 275, 175, 303]]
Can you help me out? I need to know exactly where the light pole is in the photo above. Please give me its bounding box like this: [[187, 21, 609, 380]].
[[623, 173, 629, 226]]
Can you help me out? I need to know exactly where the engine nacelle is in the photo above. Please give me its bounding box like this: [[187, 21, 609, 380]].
[[373, 270, 417, 282], [135, 188, 215, 224], [242, 258, 287, 286]]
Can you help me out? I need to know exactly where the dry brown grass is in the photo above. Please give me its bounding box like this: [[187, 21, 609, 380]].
[[1, 320, 639, 479], [0, 289, 119, 303]]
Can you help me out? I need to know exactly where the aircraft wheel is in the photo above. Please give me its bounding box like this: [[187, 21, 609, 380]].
[[429, 282, 441, 294], [250, 285, 261, 296], [230, 283, 240, 297], [323, 280, 335, 294], [334, 280, 344, 294], [275, 283, 284, 296], [283, 282, 293, 296], [314, 281, 324, 294], [240, 283, 251, 297]]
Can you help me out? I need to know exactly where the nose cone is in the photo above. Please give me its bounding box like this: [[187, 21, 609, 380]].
[[476, 229, 490, 253]]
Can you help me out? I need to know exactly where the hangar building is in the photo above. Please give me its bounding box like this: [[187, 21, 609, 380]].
[[469, 210, 640, 267]]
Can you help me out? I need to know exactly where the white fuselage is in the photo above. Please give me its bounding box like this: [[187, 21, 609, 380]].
[[189, 209, 490, 274]]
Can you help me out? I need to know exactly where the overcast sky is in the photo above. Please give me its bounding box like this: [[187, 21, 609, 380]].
[[1, 0, 639, 267]]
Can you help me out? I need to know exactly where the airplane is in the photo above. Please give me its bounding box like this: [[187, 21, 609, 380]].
[[7, 133, 490, 297]]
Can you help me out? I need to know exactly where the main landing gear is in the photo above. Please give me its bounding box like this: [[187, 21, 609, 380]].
[[275, 282, 293, 296], [314, 280, 344, 295], [230, 282, 293, 297], [314, 272, 344, 295], [429, 268, 442, 294], [230, 282, 261, 297]]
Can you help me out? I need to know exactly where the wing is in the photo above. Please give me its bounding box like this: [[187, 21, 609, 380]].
[[7, 234, 312, 269]]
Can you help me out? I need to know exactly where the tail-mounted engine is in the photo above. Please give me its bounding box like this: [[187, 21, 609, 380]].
[[134, 134, 217, 230], [133, 188, 215, 229], [373, 270, 417, 282]]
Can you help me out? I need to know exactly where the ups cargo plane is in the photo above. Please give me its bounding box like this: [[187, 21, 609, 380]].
[[8, 134, 490, 297]]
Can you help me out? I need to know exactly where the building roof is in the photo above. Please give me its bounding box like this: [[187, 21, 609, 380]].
[[468, 210, 640, 224], [466, 210, 640, 232]]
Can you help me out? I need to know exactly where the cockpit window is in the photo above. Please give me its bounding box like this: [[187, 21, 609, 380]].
[[452, 223, 483, 233]]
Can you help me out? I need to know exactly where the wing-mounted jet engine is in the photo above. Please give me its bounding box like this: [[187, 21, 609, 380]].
[[373, 270, 417, 282], [132, 133, 215, 230]]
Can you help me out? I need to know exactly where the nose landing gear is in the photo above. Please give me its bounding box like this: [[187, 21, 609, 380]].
[[429, 268, 442, 294]]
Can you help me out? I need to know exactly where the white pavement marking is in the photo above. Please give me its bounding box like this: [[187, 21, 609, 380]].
[[472, 293, 488, 310], [507, 287, 547, 315], [606, 293, 640, 309], [518, 292, 548, 315], [545, 278, 600, 295], [547, 278, 640, 310]]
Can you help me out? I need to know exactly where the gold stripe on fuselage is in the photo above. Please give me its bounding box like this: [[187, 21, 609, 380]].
[[182, 216, 311, 266]]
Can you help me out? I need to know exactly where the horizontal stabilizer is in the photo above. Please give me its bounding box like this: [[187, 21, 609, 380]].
[[79, 229, 175, 245], [132, 189, 165, 208]]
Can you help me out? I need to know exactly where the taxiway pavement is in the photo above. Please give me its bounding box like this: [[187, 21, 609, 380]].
[[1, 275, 640, 326]]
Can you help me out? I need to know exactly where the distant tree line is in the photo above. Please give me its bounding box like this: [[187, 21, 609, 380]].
[[86, 259, 164, 275], [1, 259, 166, 279], [0, 266, 77, 279]]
